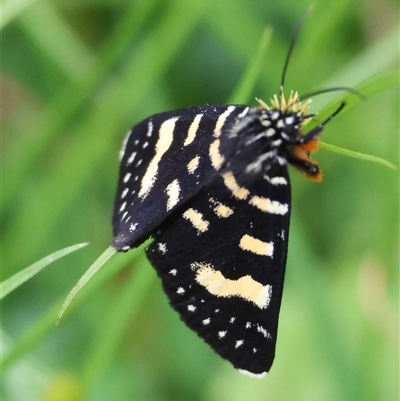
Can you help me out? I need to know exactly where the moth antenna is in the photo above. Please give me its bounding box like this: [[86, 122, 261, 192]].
[[280, 5, 313, 100], [300, 102, 346, 143], [300, 87, 366, 101], [319, 101, 346, 126], [285, 86, 364, 113]]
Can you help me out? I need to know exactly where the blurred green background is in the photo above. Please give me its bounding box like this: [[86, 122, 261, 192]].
[[2, 0, 399, 400]]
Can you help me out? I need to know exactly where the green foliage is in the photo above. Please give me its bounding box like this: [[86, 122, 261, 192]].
[[2, 0, 398, 400], [1, 242, 88, 299]]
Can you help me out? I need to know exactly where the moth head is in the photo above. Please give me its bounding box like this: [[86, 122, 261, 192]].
[[224, 91, 322, 180], [257, 91, 323, 181], [257, 90, 314, 141]]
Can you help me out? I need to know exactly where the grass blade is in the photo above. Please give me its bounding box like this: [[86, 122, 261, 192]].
[[0, 242, 89, 299], [57, 246, 117, 322], [319, 142, 397, 170], [228, 26, 273, 104], [305, 70, 399, 126], [81, 257, 154, 394], [2, 249, 140, 371]]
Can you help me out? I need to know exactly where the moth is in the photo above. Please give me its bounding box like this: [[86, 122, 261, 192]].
[[111, 14, 347, 377]]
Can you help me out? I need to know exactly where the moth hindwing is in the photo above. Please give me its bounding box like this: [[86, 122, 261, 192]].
[[112, 93, 322, 377]]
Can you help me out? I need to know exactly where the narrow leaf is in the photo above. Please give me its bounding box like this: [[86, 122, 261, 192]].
[[0, 243, 89, 299], [229, 26, 273, 104], [57, 246, 117, 323], [320, 142, 397, 170]]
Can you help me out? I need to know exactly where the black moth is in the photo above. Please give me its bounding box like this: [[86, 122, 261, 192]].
[[112, 28, 343, 377]]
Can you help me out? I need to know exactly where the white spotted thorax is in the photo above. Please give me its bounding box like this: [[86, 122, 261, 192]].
[[112, 88, 325, 377], [219, 91, 314, 178]]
